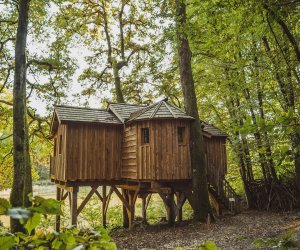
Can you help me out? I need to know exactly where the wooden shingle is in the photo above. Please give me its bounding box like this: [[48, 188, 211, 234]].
[[54, 105, 122, 125]]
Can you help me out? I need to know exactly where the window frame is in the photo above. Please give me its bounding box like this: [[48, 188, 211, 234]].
[[141, 128, 150, 144], [177, 126, 185, 144]]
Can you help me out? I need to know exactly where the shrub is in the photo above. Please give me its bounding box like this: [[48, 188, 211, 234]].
[[0, 197, 117, 250]]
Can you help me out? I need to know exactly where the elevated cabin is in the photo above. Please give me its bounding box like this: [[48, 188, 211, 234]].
[[50, 106, 123, 181], [202, 123, 228, 192], [108, 101, 194, 180], [50, 100, 234, 229], [50, 100, 227, 184]]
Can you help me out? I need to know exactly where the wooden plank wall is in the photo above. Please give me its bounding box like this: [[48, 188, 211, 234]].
[[123, 120, 192, 180], [52, 123, 123, 181], [122, 124, 137, 179], [204, 137, 227, 190], [51, 124, 67, 180]]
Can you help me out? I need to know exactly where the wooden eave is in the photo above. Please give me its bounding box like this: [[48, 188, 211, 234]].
[[50, 110, 60, 137]]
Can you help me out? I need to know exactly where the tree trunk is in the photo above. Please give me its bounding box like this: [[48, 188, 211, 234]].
[[112, 60, 125, 103], [10, 0, 30, 233], [292, 133, 300, 205], [23, 114, 32, 207], [175, 0, 211, 221]]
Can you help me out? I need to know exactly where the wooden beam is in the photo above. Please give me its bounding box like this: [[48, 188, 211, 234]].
[[61, 191, 68, 201], [55, 187, 61, 232], [104, 187, 113, 215], [70, 186, 78, 226], [167, 189, 176, 226], [102, 186, 107, 228], [95, 190, 103, 202], [145, 193, 152, 210], [77, 186, 99, 216], [176, 192, 186, 221], [122, 189, 129, 228], [142, 195, 147, 222], [111, 186, 130, 210]]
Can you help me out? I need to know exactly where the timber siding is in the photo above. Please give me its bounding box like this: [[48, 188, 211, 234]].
[[122, 123, 137, 179], [122, 120, 191, 180], [205, 136, 227, 189], [66, 123, 122, 181], [50, 100, 227, 183]]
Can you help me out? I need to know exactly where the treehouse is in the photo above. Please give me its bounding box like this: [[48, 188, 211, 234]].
[[49, 99, 237, 229]]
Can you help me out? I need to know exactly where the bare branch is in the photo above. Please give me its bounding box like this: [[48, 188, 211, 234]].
[[0, 134, 12, 141], [26, 59, 61, 70], [0, 66, 14, 94], [0, 37, 15, 53], [0, 99, 12, 106]]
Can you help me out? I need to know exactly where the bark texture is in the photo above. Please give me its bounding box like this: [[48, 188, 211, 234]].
[[10, 0, 31, 233], [175, 0, 211, 221]]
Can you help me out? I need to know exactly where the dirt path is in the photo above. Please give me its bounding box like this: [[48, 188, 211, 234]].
[[111, 210, 300, 249]]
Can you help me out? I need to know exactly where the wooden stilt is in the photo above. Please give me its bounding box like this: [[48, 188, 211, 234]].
[[158, 189, 175, 226], [102, 185, 107, 228], [128, 190, 136, 228], [55, 187, 61, 232], [176, 192, 186, 222], [141, 195, 147, 222], [68, 191, 72, 210], [122, 189, 129, 228], [71, 186, 78, 226], [167, 189, 175, 226]]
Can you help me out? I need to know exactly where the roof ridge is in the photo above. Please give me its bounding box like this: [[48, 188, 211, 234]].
[[149, 102, 162, 119], [128, 102, 157, 120], [109, 102, 146, 107], [54, 105, 106, 112], [163, 101, 177, 118]]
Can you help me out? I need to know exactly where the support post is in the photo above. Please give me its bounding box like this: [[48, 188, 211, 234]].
[[70, 186, 78, 226], [102, 185, 107, 228], [122, 189, 129, 228], [141, 194, 147, 222], [176, 192, 183, 222], [167, 189, 175, 226], [128, 190, 136, 228], [55, 187, 61, 232]]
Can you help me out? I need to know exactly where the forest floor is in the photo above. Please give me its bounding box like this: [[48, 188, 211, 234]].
[[110, 210, 300, 249]]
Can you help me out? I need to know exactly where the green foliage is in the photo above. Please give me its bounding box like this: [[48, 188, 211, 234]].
[[0, 197, 116, 250], [175, 241, 218, 250], [253, 231, 298, 249], [0, 198, 12, 215]]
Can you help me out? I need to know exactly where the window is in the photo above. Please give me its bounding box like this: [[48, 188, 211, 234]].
[[178, 127, 185, 143], [59, 135, 63, 154], [141, 128, 149, 144], [54, 138, 57, 156]]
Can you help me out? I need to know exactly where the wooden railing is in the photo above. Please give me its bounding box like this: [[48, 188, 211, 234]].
[[208, 173, 242, 214], [222, 179, 241, 213]]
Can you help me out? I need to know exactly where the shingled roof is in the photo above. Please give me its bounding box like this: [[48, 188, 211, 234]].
[[127, 100, 194, 121], [202, 121, 227, 137], [53, 105, 122, 125], [51, 101, 227, 137], [107, 103, 146, 122]]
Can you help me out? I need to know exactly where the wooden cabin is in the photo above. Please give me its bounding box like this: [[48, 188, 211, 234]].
[[50, 99, 234, 229], [50, 100, 227, 184], [50, 106, 123, 181]]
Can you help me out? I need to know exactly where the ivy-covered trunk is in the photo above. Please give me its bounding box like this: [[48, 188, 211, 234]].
[[10, 0, 31, 233], [175, 0, 211, 221]]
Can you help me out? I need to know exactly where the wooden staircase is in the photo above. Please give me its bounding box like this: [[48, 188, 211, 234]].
[[208, 179, 241, 216]]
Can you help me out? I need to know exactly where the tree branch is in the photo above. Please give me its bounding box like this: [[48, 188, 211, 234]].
[[264, 3, 300, 62]]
